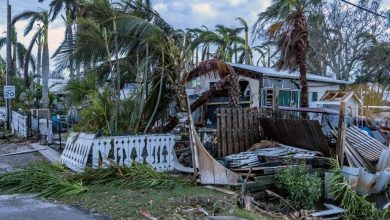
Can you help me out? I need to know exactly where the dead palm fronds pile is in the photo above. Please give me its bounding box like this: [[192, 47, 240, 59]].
[[0, 161, 181, 199], [73, 162, 180, 190], [0, 161, 87, 198]]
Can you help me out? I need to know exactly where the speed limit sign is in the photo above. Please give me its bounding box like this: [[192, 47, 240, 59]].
[[4, 86, 16, 99]]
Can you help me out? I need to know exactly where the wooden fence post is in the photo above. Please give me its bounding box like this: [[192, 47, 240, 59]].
[[336, 102, 346, 165]]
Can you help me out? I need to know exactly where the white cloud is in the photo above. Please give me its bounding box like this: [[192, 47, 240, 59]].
[[154, 3, 168, 13], [227, 0, 247, 6], [191, 3, 217, 19]]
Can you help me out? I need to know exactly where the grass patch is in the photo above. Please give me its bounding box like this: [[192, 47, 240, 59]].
[[60, 184, 236, 219], [0, 161, 278, 219]]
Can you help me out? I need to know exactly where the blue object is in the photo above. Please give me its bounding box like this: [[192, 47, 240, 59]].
[[359, 126, 373, 137]]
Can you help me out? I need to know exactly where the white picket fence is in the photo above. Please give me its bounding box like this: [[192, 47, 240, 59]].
[[0, 107, 6, 121], [60, 132, 189, 173], [7, 110, 52, 142], [60, 133, 96, 172], [31, 116, 53, 143], [11, 111, 29, 138]]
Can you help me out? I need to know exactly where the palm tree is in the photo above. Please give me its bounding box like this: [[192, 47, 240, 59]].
[[236, 17, 251, 64], [23, 25, 44, 87], [0, 27, 35, 84], [192, 25, 244, 62], [55, 0, 241, 133], [39, 0, 80, 78], [253, 0, 322, 111], [252, 41, 278, 67], [13, 10, 51, 107]]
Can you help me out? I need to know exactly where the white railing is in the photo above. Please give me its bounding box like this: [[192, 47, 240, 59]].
[[0, 107, 6, 121], [60, 133, 96, 172], [31, 117, 53, 143], [61, 132, 184, 173], [11, 111, 28, 138]]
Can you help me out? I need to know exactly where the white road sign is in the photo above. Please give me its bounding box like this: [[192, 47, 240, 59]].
[[4, 86, 15, 99]]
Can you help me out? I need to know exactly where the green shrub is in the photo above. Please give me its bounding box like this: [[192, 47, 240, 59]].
[[275, 163, 321, 209]]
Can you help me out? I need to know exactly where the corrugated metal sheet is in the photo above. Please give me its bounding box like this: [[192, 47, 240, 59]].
[[346, 126, 387, 162], [229, 63, 352, 84]]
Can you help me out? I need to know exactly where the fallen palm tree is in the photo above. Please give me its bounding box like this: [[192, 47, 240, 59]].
[[152, 59, 240, 132]]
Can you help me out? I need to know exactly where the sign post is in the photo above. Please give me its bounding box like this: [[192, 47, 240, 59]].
[[3, 86, 15, 99]]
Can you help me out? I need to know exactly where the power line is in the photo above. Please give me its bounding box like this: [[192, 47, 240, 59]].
[[340, 0, 387, 19]]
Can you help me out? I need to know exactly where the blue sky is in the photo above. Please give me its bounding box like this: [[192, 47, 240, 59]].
[[0, 0, 389, 65]]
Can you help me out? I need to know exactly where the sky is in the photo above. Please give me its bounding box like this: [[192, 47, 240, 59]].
[[0, 0, 389, 70]]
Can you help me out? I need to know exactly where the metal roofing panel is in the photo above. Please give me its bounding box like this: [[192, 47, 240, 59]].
[[229, 63, 352, 84]]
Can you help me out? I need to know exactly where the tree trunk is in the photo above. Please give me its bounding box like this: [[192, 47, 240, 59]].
[[67, 24, 75, 80], [295, 16, 309, 118], [244, 28, 250, 65], [152, 71, 240, 133], [37, 39, 42, 84], [12, 43, 17, 77], [41, 23, 50, 108]]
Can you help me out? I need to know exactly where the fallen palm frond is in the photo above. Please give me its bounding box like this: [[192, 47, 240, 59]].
[[0, 161, 180, 199], [0, 161, 87, 198], [329, 158, 388, 219], [73, 162, 180, 190]]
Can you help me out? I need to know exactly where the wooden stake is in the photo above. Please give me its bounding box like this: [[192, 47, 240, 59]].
[[336, 102, 347, 165]]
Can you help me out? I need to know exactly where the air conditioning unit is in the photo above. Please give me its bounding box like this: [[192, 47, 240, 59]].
[[31, 109, 50, 119]]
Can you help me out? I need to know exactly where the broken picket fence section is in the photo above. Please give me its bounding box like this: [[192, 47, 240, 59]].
[[60, 132, 183, 173]]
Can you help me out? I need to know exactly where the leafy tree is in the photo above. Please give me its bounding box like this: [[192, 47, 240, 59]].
[[308, 0, 387, 80], [356, 41, 390, 102]]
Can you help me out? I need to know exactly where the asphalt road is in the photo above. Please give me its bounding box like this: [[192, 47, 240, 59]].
[[0, 194, 108, 220], [0, 143, 109, 220]]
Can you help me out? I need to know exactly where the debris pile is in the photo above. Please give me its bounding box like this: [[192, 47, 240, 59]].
[[225, 143, 324, 170]]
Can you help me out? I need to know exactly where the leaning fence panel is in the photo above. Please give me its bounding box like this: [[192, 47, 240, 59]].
[[60, 133, 95, 172]]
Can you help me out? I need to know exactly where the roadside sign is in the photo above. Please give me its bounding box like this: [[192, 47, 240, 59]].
[[3, 86, 15, 99]]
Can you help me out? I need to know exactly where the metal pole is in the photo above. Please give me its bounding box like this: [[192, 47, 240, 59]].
[[5, 1, 12, 130]]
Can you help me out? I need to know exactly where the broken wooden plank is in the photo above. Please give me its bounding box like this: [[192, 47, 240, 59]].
[[190, 118, 241, 185]]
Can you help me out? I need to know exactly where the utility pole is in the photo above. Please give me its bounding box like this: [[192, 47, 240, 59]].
[[6, 0, 12, 129]]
